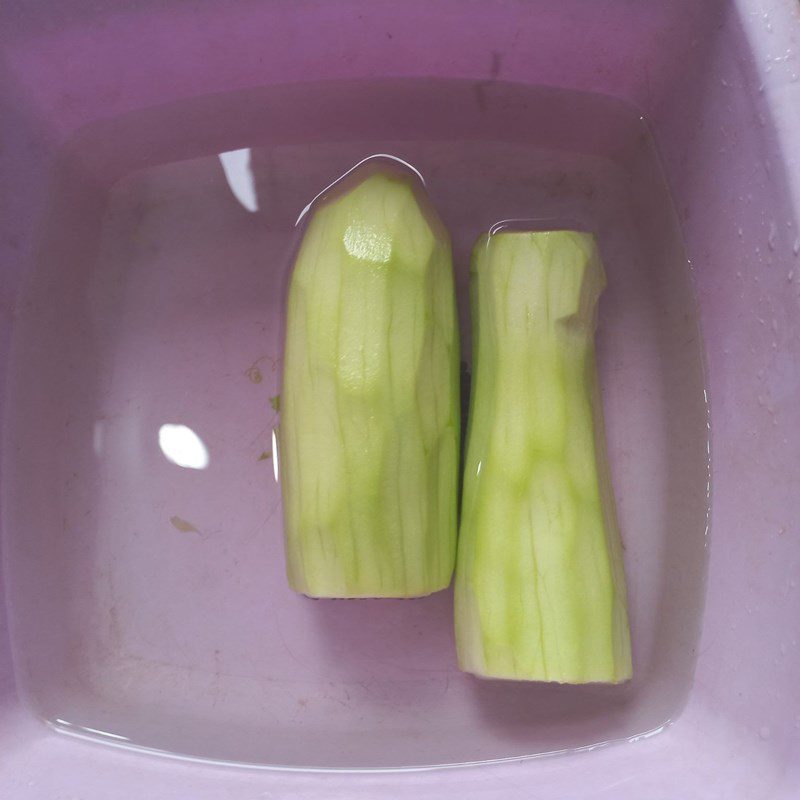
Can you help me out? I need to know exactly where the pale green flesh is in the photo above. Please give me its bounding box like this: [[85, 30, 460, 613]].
[[455, 231, 632, 683], [280, 170, 460, 597]]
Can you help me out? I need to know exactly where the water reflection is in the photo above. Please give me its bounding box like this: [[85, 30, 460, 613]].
[[271, 428, 279, 482], [158, 423, 209, 470], [54, 718, 130, 742], [295, 153, 425, 226], [218, 148, 258, 212]]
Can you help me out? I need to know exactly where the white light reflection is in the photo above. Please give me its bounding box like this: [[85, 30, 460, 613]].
[[218, 148, 258, 212], [79, 725, 130, 741], [54, 719, 129, 741], [158, 424, 209, 470], [486, 217, 587, 238], [626, 723, 669, 743], [272, 428, 279, 482]]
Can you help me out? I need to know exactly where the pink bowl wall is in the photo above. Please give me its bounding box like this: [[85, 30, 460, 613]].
[[1, 0, 799, 797]]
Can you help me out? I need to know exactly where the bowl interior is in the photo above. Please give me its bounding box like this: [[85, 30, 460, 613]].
[[2, 79, 709, 768]]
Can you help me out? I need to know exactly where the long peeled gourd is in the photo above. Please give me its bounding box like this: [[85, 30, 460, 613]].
[[280, 168, 460, 598], [455, 230, 631, 683]]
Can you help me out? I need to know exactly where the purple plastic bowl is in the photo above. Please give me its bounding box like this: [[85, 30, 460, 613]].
[[1, 0, 799, 797]]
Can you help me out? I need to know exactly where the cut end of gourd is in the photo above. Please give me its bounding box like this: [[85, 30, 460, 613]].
[[474, 229, 606, 326]]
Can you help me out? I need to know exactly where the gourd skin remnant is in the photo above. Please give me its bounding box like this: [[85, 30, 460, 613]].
[[455, 230, 632, 683], [280, 169, 460, 598]]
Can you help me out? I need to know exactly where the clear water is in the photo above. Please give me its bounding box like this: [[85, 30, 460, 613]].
[[2, 79, 710, 769]]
